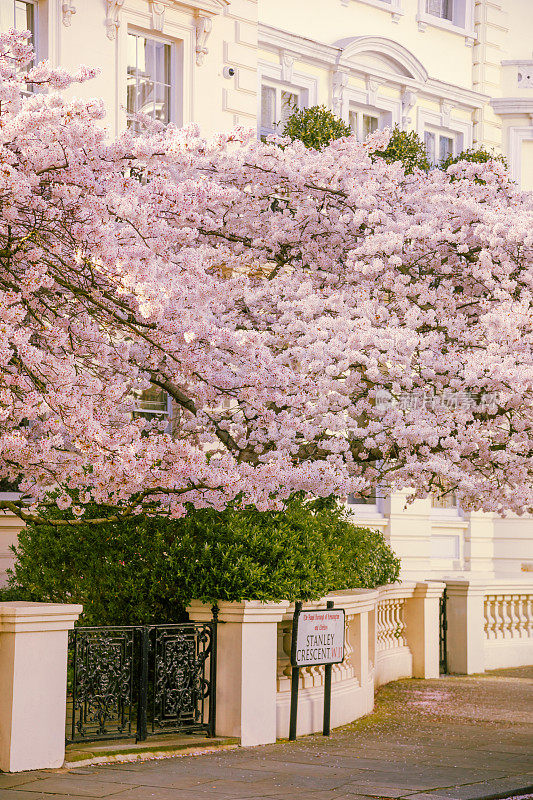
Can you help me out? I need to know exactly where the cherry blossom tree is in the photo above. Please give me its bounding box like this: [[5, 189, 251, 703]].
[[1, 30, 532, 525]]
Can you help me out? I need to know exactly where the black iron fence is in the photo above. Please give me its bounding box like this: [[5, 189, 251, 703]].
[[66, 615, 217, 744], [439, 588, 448, 674]]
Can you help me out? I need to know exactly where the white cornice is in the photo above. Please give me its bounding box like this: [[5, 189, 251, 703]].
[[501, 60, 533, 67], [491, 98, 533, 116], [258, 24, 488, 111], [258, 23, 340, 66]]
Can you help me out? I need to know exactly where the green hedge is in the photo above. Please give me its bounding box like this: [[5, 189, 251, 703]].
[[0, 495, 400, 626]]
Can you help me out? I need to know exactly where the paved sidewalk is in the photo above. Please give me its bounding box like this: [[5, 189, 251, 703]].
[[1, 667, 532, 800]]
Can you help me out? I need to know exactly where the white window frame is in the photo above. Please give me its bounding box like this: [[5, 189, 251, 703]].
[[417, 0, 475, 43], [342, 84, 401, 132], [417, 106, 472, 165], [126, 29, 176, 129], [430, 490, 461, 515], [508, 126, 533, 186], [1, 0, 36, 35], [258, 60, 318, 140], [117, 7, 191, 134], [133, 388, 173, 434], [259, 81, 306, 138], [346, 485, 386, 516], [348, 104, 390, 141], [1, 0, 39, 64], [424, 128, 456, 165]]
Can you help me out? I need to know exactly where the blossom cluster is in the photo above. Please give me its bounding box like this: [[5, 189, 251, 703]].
[[0, 31, 532, 522]]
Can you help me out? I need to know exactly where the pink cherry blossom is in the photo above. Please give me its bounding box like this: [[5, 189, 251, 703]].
[[0, 31, 531, 525]]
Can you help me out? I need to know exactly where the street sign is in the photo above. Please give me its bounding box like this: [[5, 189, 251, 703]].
[[291, 607, 345, 667]]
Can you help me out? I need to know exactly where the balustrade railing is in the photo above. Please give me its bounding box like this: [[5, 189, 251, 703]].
[[377, 597, 407, 651], [484, 592, 533, 642]]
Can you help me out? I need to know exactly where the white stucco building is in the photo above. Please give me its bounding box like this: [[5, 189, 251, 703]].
[[0, 0, 532, 583]]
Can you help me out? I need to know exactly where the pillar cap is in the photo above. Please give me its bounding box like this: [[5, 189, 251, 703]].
[[412, 581, 446, 599], [0, 601, 83, 632], [187, 599, 291, 623]]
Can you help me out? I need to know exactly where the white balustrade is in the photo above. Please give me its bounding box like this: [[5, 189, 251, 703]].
[[483, 589, 533, 653], [274, 583, 443, 736]]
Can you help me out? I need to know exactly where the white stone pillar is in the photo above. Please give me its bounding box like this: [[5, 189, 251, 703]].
[[445, 580, 486, 674], [0, 601, 82, 772], [404, 581, 445, 678], [464, 512, 495, 574], [187, 600, 290, 746]]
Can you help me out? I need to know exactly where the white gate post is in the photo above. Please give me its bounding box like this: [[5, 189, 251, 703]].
[[0, 601, 82, 772], [445, 579, 486, 674], [404, 582, 445, 678], [187, 600, 290, 746]]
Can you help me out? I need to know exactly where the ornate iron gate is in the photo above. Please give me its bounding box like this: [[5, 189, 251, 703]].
[[439, 588, 448, 674], [66, 616, 217, 744]]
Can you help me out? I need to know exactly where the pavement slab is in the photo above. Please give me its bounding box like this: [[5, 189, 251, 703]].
[[1, 667, 532, 800]]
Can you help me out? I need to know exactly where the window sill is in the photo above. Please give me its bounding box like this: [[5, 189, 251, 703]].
[[343, 0, 404, 22], [416, 13, 475, 45]]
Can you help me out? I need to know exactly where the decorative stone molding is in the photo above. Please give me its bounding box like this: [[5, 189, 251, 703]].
[[62, 0, 76, 26], [365, 76, 382, 106], [150, 0, 166, 32], [441, 100, 453, 127], [105, 0, 125, 40], [340, 36, 429, 85], [280, 50, 296, 83], [332, 70, 349, 117], [401, 89, 417, 127], [195, 15, 212, 65]]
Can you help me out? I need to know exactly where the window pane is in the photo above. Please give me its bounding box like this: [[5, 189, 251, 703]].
[[154, 82, 170, 123], [424, 131, 436, 164], [261, 85, 276, 132], [280, 90, 298, 128], [126, 33, 138, 117], [2, 1, 35, 74], [439, 135, 453, 162], [14, 0, 33, 32], [363, 114, 379, 138], [431, 491, 457, 509], [426, 0, 452, 19], [154, 40, 170, 86], [348, 487, 377, 505], [134, 388, 169, 422], [127, 33, 171, 127], [348, 110, 358, 133]]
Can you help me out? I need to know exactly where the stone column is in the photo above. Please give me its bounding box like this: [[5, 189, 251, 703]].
[[187, 600, 290, 746], [445, 580, 486, 674], [404, 581, 445, 678], [0, 601, 82, 772], [464, 512, 495, 574]]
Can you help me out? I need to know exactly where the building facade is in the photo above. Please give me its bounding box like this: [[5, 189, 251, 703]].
[[4, 0, 533, 186], [0, 0, 532, 584]]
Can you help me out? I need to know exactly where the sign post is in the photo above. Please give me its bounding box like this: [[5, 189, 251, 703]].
[[322, 600, 334, 736], [289, 601, 345, 740], [288, 601, 301, 741]]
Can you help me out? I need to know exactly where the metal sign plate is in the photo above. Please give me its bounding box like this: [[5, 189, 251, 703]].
[[291, 607, 345, 667]]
